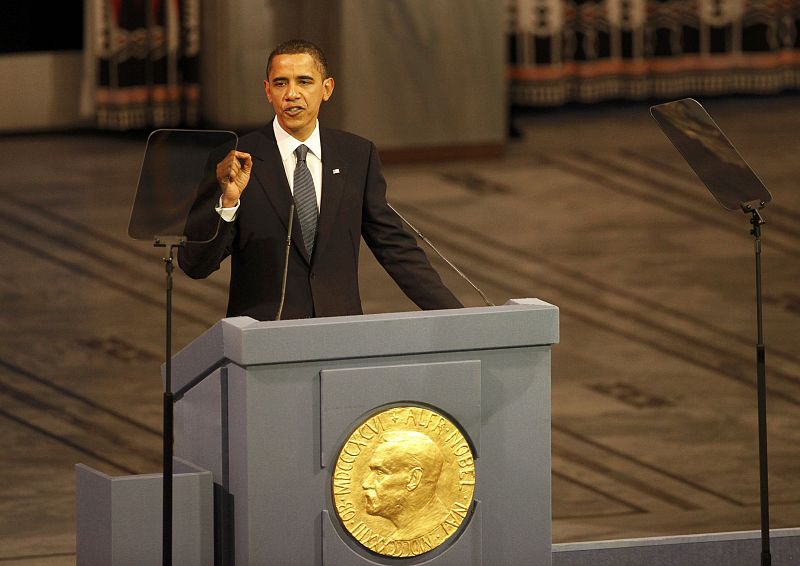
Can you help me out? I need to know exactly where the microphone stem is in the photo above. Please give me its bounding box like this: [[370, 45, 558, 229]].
[[388, 203, 494, 307], [275, 203, 295, 321]]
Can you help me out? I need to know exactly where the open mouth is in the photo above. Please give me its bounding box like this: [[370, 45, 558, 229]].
[[284, 106, 304, 117]]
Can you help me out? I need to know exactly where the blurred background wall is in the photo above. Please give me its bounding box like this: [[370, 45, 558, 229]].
[[2, 1, 796, 150], [0, 0, 506, 155], [0, 3, 84, 131]]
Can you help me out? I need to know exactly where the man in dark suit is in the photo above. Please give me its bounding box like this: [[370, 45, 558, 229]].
[[179, 39, 462, 321]]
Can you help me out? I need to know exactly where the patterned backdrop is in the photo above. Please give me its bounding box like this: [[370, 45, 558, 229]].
[[91, 0, 200, 130], [507, 0, 800, 106]]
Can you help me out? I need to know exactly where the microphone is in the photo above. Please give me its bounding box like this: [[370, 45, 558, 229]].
[[387, 203, 494, 307], [275, 202, 295, 321]]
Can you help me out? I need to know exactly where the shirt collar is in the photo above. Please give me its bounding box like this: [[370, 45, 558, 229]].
[[273, 118, 322, 163]]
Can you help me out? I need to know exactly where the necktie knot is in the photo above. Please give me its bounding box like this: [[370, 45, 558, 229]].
[[295, 144, 309, 163]]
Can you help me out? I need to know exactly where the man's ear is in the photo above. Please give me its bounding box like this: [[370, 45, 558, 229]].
[[406, 467, 422, 491], [263, 79, 272, 103], [322, 77, 335, 101]]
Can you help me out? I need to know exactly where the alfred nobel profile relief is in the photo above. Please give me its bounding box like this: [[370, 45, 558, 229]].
[[362, 431, 450, 540], [332, 406, 476, 558]]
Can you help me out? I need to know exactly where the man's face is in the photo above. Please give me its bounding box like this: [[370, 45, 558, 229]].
[[362, 445, 411, 519], [264, 53, 334, 141]]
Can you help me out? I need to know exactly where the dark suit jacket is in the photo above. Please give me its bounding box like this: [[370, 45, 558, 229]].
[[178, 122, 462, 321]]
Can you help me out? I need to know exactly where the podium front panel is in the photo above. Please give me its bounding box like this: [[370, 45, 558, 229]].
[[320, 360, 482, 466]]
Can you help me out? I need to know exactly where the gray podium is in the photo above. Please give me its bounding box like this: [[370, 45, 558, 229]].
[[171, 299, 558, 565], [75, 458, 214, 565]]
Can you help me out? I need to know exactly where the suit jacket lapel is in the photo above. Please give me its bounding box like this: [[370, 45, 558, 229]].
[[314, 128, 347, 262], [251, 124, 311, 264]]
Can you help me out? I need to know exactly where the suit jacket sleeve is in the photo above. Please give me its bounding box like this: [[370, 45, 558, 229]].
[[177, 171, 237, 280], [360, 143, 463, 310]]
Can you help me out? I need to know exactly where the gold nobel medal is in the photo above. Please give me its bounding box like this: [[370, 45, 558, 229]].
[[332, 406, 476, 558]]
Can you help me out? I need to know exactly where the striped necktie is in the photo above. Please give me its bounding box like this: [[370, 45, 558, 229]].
[[293, 144, 318, 257]]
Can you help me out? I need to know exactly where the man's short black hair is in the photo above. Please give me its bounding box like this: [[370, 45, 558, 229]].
[[266, 39, 330, 79]]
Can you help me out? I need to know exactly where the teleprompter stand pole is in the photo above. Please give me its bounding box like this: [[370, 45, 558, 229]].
[[154, 236, 185, 566], [745, 206, 771, 566]]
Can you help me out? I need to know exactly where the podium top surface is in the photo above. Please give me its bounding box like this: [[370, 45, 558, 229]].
[[170, 299, 558, 391]]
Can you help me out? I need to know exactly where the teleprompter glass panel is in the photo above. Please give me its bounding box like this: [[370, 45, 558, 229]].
[[651, 98, 771, 211], [129, 129, 238, 242]]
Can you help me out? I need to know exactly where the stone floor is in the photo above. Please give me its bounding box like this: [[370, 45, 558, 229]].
[[1, 94, 798, 564]]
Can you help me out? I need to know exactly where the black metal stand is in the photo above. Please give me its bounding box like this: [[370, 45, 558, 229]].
[[154, 236, 185, 566], [746, 207, 771, 566], [651, 98, 774, 564]]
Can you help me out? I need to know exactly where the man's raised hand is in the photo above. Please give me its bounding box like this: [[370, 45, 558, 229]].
[[216, 150, 253, 208]]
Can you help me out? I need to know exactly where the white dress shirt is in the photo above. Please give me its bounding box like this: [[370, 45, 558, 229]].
[[217, 119, 323, 222]]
